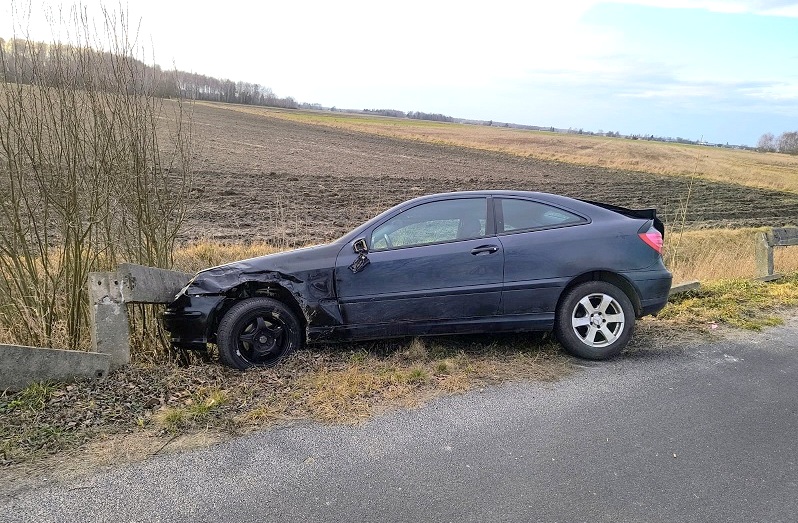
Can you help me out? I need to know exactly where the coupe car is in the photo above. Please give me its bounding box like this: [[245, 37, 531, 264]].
[[163, 191, 672, 369]]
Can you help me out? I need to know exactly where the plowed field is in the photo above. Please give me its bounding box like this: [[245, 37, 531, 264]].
[[183, 102, 798, 246]]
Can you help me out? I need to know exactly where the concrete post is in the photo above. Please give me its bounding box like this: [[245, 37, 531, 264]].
[[118, 263, 192, 303], [754, 231, 774, 279], [87, 271, 130, 370], [86, 264, 191, 370]]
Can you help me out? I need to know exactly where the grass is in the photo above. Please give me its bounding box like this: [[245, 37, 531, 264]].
[[0, 335, 568, 465], [666, 228, 798, 282], [173, 241, 283, 273], [661, 273, 798, 330], [200, 102, 798, 195], [170, 228, 798, 284], [4, 213, 798, 466], [153, 387, 229, 433], [1, 382, 55, 413]]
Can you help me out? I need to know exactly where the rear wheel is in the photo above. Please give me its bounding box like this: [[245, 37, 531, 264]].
[[217, 298, 302, 370], [555, 281, 635, 360]]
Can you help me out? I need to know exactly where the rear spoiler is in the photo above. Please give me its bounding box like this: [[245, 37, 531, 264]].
[[579, 199, 665, 239]]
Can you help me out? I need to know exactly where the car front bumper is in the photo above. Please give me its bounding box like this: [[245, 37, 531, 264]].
[[162, 294, 226, 350]]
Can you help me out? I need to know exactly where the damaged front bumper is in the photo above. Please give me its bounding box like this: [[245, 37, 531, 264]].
[[162, 294, 227, 350]]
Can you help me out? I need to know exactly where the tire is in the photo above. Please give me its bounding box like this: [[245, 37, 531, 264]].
[[217, 298, 303, 370], [554, 281, 635, 360]]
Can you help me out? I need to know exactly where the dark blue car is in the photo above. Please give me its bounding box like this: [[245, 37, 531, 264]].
[[163, 191, 672, 369]]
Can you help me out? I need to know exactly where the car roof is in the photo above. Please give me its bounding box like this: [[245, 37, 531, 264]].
[[399, 190, 594, 211], [338, 190, 621, 243]]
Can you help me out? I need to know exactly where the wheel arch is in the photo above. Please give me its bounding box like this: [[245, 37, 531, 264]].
[[209, 281, 308, 343], [557, 271, 642, 318]]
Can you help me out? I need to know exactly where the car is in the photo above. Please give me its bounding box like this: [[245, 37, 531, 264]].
[[163, 191, 672, 369]]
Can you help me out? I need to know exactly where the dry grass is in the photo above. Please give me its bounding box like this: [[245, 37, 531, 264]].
[[1, 335, 569, 465], [235, 336, 568, 425], [172, 241, 283, 273], [661, 274, 798, 330], [201, 102, 798, 195], [666, 228, 798, 282], [169, 228, 798, 286]]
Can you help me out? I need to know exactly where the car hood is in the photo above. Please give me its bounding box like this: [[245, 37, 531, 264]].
[[184, 242, 343, 295]]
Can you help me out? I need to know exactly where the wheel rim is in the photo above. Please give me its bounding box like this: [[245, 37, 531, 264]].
[[570, 292, 625, 348], [235, 313, 288, 365]]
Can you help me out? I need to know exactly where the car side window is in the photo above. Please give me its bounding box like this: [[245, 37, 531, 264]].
[[499, 198, 585, 233], [370, 198, 487, 251]]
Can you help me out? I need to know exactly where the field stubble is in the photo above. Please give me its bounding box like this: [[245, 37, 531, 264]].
[[221, 104, 798, 194], [181, 102, 798, 247]]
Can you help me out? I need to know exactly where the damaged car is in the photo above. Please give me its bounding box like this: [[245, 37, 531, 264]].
[[163, 191, 672, 369]]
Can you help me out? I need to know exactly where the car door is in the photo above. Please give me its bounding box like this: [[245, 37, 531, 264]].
[[334, 197, 503, 326], [495, 197, 590, 316]]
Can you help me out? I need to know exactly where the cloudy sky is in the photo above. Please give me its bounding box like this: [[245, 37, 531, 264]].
[[3, 0, 797, 145]]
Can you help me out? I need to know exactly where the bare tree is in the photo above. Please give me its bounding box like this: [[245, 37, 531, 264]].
[[757, 132, 776, 152], [777, 131, 798, 155], [0, 2, 193, 350]]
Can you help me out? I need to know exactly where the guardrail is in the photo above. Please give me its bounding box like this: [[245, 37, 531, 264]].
[[1, 264, 191, 391], [755, 227, 798, 280], [88, 264, 192, 369]]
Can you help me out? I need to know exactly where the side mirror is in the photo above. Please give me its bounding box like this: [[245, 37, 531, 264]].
[[352, 238, 368, 254]]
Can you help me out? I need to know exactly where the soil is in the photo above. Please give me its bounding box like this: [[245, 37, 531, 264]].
[[182, 103, 798, 246]]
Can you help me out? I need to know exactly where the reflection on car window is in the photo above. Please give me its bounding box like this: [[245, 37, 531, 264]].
[[371, 198, 486, 251], [500, 199, 584, 233]]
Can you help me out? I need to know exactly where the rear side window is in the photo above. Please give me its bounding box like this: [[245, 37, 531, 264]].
[[498, 198, 586, 233]]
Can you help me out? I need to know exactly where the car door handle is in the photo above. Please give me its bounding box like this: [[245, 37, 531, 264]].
[[471, 245, 499, 255]]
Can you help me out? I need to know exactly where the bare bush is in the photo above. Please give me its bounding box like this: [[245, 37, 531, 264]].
[[0, 3, 193, 350], [778, 131, 798, 155]]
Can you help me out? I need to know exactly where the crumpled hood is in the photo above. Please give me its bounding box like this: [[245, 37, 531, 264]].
[[184, 243, 343, 295]]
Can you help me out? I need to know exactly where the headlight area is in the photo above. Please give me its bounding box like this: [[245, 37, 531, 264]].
[[162, 294, 227, 350]]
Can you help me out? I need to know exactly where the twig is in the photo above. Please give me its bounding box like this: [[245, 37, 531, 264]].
[[152, 434, 180, 456]]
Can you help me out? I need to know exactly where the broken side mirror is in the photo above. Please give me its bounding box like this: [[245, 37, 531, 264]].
[[349, 238, 370, 274], [352, 238, 368, 254]]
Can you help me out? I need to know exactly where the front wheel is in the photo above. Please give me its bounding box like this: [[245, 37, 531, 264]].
[[555, 281, 635, 360], [217, 298, 303, 370]]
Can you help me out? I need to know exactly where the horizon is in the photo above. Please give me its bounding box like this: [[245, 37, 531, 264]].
[[2, 0, 797, 147]]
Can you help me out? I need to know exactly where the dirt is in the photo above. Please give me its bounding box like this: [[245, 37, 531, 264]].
[[182, 103, 798, 246]]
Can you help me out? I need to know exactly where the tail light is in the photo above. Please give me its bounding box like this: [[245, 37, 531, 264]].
[[639, 226, 663, 254]]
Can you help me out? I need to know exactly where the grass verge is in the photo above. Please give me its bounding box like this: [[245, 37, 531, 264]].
[[661, 273, 798, 330], [1, 334, 567, 466]]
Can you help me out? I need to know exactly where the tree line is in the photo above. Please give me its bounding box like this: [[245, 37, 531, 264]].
[[362, 108, 454, 123], [757, 131, 798, 154], [0, 37, 298, 109]]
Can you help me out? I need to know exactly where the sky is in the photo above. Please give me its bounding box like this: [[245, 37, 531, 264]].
[[2, 0, 797, 146]]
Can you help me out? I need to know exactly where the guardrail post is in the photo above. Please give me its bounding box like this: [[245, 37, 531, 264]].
[[87, 264, 192, 370], [87, 271, 130, 369], [754, 231, 774, 278]]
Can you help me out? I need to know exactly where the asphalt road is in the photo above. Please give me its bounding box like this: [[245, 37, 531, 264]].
[[5, 319, 797, 523]]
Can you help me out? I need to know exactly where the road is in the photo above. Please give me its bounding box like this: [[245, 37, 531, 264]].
[[4, 320, 797, 522]]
